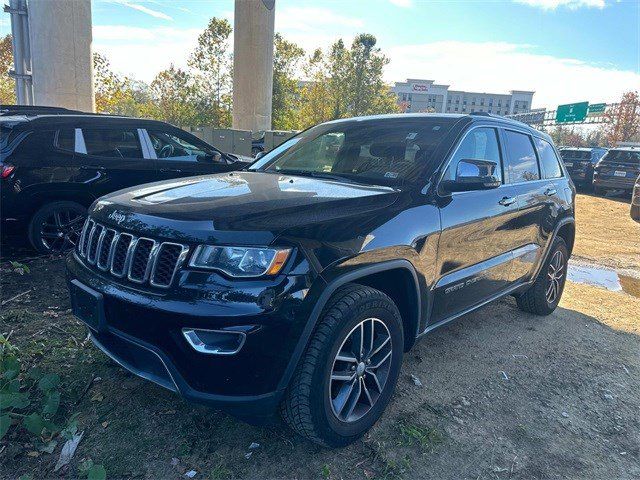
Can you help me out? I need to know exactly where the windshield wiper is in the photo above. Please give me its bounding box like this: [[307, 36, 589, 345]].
[[274, 169, 363, 184]]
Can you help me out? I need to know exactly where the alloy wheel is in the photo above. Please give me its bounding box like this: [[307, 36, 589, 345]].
[[546, 250, 565, 304], [40, 209, 86, 253], [329, 318, 393, 423]]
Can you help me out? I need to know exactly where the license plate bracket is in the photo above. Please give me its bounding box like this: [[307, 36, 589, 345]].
[[70, 280, 105, 332]]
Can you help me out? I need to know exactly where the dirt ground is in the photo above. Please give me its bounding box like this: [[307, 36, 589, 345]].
[[1, 193, 639, 480]]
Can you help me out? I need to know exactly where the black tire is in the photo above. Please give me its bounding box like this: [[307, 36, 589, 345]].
[[28, 201, 87, 254], [281, 284, 404, 447], [516, 237, 568, 316]]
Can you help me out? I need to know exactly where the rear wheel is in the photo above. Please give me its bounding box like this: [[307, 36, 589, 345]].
[[516, 237, 568, 316], [28, 201, 86, 254], [281, 284, 404, 447]]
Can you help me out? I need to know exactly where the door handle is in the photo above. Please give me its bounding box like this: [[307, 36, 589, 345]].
[[499, 196, 517, 206], [544, 187, 557, 196]]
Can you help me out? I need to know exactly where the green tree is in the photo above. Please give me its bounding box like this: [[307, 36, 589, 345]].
[[147, 65, 200, 126], [297, 34, 398, 128], [602, 91, 640, 146], [93, 52, 150, 116], [298, 49, 334, 128], [189, 17, 233, 127], [0, 34, 16, 104], [272, 33, 304, 130]]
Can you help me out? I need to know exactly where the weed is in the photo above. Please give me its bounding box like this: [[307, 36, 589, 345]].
[[9, 260, 30, 275], [321, 464, 331, 478], [397, 422, 443, 451]]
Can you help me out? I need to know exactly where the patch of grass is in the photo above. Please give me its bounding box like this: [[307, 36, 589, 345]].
[[380, 454, 412, 480], [320, 464, 331, 478], [397, 422, 443, 451], [210, 455, 233, 480]]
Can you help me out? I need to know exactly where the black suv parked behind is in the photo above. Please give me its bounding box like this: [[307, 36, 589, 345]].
[[592, 147, 640, 195], [66, 113, 575, 447], [1, 109, 250, 253], [559, 146, 607, 188]]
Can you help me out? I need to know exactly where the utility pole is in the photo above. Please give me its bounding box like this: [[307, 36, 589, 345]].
[[5, 0, 33, 104]]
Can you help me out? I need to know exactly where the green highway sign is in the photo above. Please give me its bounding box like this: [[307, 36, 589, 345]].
[[556, 102, 589, 123], [588, 103, 606, 115]]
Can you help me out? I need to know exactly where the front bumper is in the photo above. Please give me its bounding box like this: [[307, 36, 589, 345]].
[[66, 252, 317, 418]]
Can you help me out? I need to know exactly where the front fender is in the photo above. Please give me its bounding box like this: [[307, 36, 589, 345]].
[[275, 259, 422, 394]]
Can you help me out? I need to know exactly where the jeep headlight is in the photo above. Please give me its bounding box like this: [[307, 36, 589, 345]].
[[189, 245, 291, 277]]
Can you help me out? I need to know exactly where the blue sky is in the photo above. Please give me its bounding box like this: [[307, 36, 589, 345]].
[[89, 0, 639, 108]]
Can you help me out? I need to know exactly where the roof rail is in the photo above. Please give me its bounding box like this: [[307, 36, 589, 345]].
[[0, 104, 87, 116], [469, 111, 492, 117]]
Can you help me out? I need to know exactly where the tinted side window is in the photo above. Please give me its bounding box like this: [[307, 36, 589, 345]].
[[504, 130, 539, 183], [82, 128, 143, 158], [535, 138, 563, 179], [443, 127, 502, 183], [55, 128, 75, 152]]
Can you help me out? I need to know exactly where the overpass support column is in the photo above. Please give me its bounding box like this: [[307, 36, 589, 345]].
[[232, 0, 275, 131]]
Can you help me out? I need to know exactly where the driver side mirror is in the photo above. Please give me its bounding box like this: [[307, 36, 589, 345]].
[[440, 159, 501, 193], [255, 151, 266, 160]]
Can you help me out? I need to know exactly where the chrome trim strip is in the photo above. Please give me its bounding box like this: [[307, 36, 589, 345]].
[[123, 237, 139, 281], [127, 237, 157, 284], [149, 243, 189, 288], [86, 224, 103, 265], [181, 328, 246, 356], [110, 233, 134, 277], [94, 227, 108, 269], [97, 229, 117, 271], [78, 219, 92, 257]]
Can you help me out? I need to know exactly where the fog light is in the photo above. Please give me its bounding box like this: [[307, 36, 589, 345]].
[[182, 328, 246, 355]]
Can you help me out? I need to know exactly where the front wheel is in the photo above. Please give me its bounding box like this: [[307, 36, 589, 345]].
[[28, 201, 87, 254], [516, 237, 568, 316], [281, 284, 404, 447]]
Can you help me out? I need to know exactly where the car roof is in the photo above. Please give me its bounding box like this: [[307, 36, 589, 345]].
[[560, 147, 603, 151], [2, 113, 178, 131], [322, 112, 547, 139]]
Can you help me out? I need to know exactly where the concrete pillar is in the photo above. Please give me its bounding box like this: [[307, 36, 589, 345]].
[[232, 0, 275, 131], [28, 0, 94, 111]]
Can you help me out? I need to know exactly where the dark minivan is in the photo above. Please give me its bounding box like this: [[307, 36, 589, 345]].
[[559, 146, 607, 187], [1, 112, 250, 253], [593, 147, 640, 195], [66, 113, 575, 447]]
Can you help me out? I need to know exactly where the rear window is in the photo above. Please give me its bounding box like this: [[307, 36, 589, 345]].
[[601, 150, 640, 166], [535, 138, 563, 179], [504, 130, 540, 183], [82, 128, 143, 158]]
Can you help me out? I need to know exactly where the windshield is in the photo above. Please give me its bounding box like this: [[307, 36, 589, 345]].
[[249, 118, 457, 187]]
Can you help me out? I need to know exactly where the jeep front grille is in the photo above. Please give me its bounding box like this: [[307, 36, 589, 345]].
[[77, 219, 188, 288]]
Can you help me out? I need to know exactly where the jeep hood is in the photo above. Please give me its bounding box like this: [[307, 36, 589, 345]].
[[91, 171, 400, 246]]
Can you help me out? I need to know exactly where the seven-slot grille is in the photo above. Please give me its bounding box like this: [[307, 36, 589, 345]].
[[77, 218, 188, 288]]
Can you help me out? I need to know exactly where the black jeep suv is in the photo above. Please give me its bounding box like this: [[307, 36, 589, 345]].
[[1, 110, 249, 254], [66, 113, 575, 447], [592, 147, 640, 195], [559, 146, 607, 188]]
